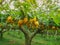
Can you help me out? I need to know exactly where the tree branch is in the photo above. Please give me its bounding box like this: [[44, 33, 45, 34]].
[[30, 29, 39, 40], [19, 26, 29, 36]]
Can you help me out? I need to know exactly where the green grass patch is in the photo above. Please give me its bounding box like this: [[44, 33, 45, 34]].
[[0, 30, 60, 45]]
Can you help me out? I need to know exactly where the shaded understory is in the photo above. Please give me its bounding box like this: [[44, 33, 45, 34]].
[[0, 30, 60, 45]]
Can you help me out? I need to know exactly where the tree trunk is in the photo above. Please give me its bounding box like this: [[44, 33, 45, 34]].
[[25, 35, 32, 45], [20, 26, 38, 45]]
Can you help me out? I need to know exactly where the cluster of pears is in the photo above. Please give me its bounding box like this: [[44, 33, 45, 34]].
[[6, 16, 39, 28], [18, 17, 39, 28], [6, 16, 14, 23], [48, 25, 59, 30], [51, 26, 58, 30]]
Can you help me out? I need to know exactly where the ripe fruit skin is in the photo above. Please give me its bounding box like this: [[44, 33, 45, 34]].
[[30, 17, 37, 23], [7, 16, 13, 23], [30, 19, 33, 23], [33, 17, 37, 22], [34, 21, 39, 28], [18, 20, 23, 27], [52, 26, 56, 30], [34, 21, 39, 26], [23, 17, 28, 24]]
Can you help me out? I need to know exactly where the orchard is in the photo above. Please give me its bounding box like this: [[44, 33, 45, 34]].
[[0, 0, 60, 45]]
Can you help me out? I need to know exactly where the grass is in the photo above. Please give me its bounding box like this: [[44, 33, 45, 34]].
[[0, 30, 60, 45]]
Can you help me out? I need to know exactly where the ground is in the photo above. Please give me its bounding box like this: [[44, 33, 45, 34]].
[[0, 30, 60, 45]]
